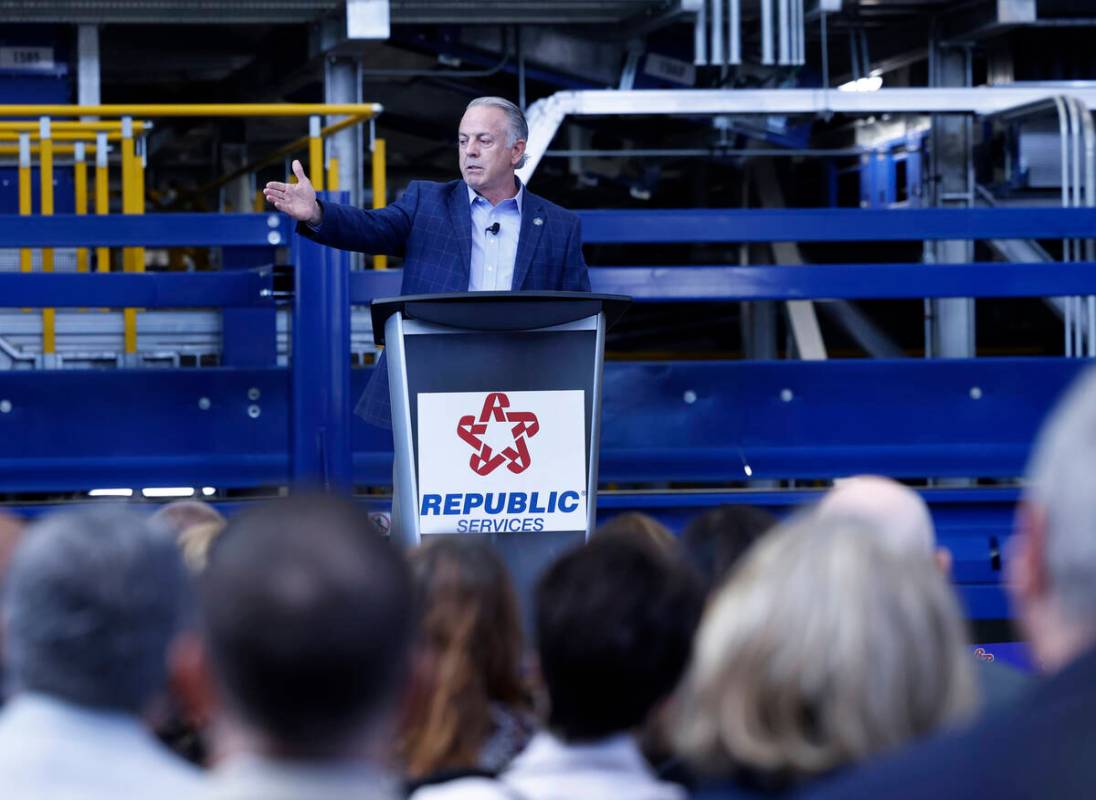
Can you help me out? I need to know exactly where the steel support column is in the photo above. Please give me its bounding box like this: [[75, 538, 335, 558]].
[[928, 43, 975, 358], [325, 56, 364, 209], [292, 198, 352, 491], [76, 25, 100, 112]]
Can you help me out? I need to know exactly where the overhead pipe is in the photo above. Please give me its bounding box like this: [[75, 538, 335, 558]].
[[728, 0, 741, 65], [694, 0, 708, 66], [778, 0, 791, 65], [761, 0, 774, 65], [711, 0, 724, 67]]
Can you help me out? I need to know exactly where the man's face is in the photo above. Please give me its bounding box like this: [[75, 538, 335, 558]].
[[458, 105, 524, 195]]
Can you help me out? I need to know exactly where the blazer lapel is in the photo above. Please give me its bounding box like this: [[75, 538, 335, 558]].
[[512, 192, 545, 290], [447, 181, 473, 290]]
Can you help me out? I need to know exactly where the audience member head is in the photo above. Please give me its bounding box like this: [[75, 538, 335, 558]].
[[594, 512, 680, 559], [152, 500, 226, 574], [199, 494, 413, 758], [1014, 367, 1096, 672], [0, 511, 26, 701], [3, 506, 188, 713], [400, 537, 528, 778], [536, 535, 704, 743], [680, 505, 777, 594], [815, 475, 951, 573], [674, 514, 976, 792]]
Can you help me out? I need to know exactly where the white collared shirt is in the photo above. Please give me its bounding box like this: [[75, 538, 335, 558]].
[[0, 693, 203, 800], [467, 182, 523, 292], [410, 730, 686, 800]]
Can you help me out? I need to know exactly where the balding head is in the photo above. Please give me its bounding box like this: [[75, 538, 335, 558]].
[[815, 476, 936, 563]]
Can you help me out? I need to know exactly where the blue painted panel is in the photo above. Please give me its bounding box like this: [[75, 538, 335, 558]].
[[596, 358, 1085, 481], [575, 207, 1096, 243], [221, 248, 278, 365], [0, 270, 273, 308], [3, 208, 1093, 249], [350, 263, 1096, 305], [0, 359, 1083, 492], [0, 213, 293, 247]]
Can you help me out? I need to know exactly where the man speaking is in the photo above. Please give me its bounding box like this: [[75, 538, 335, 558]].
[[263, 96, 592, 429]]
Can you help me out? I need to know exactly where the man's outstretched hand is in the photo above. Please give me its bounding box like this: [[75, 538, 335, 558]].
[[264, 160, 323, 226]]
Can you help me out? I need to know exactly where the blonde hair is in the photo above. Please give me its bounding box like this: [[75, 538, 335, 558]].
[[673, 513, 976, 788], [151, 500, 227, 574]]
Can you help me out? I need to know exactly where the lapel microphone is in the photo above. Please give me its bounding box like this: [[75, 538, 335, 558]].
[[486, 222, 501, 235]]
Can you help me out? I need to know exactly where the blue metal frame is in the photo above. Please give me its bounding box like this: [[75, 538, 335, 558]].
[[0, 358, 1082, 489], [0, 213, 293, 247], [351, 263, 1096, 304], [3, 206, 1093, 623], [0, 271, 273, 308], [292, 230, 353, 490], [574, 206, 1096, 243]]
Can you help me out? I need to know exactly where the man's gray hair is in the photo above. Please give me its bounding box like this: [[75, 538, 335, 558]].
[[3, 506, 188, 712], [1027, 366, 1096, 625], [674, 514, 976, 783], [466, 96, 528, 168]]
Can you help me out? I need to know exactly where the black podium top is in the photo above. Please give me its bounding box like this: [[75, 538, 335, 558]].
[[370, 291, 631, 346]]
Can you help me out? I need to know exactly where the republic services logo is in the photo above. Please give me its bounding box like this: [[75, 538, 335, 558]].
[[456, 392, 540, 476]]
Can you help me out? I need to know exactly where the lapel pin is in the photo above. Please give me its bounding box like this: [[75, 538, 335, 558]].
[[533, 217, 543, 226]]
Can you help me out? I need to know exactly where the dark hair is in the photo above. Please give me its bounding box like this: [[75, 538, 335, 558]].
[[680, 505, 777, 593], [199, 495, 413, 751], [401, 537, 528, 778], [594, 512, 680, 558], [535, 536, 704, 742]]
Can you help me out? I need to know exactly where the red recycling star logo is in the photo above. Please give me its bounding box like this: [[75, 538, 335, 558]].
[[456, 392, 540, 476]]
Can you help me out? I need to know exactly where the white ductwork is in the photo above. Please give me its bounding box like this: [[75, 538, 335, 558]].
[[518, 87, 1096, 184]]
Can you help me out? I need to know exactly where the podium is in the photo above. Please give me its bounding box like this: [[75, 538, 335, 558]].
[[372, 291, 629, 598]]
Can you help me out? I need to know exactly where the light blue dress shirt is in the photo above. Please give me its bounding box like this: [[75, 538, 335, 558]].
[[467, 182, 523, 291]]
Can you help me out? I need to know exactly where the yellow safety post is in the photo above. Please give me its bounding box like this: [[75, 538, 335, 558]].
[[74, 141, 89, 273], [309, 115, 325, 191], [39, 117, 56, 356], [372, 137, 387, 269], [327, 155, 340, 192], [121, 117, 138, 355], [95, 132, 110, 273], [17, 133, 31, 275], [134, 135, 146, 273]]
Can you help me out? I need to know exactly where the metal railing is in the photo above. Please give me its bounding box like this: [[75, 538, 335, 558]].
[[1, 103, 388, 361]]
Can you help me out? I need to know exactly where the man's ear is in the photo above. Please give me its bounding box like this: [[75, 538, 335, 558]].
[[512, 138, 527, 168], [934, 546, 953, 577], [1009, 501, 1051, 607], [168, 631, 218, 728]]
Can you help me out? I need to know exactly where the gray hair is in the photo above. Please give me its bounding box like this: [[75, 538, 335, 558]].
[[3, 506, 188, 712], [673, 514, 976, 786], [466, 96, 528, 168], [1027, 366, 1096, 625]]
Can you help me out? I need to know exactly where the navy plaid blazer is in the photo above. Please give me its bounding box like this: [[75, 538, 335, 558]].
[[298, 178, 592, 428]]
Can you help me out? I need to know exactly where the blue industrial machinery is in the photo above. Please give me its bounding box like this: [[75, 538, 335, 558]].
[[2, 204, 1096, 619]]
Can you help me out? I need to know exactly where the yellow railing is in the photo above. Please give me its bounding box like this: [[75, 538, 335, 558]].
[[1, 103, 387, 359]]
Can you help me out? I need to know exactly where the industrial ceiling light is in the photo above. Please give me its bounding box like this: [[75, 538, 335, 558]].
[[141, 487, 196, 498]]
